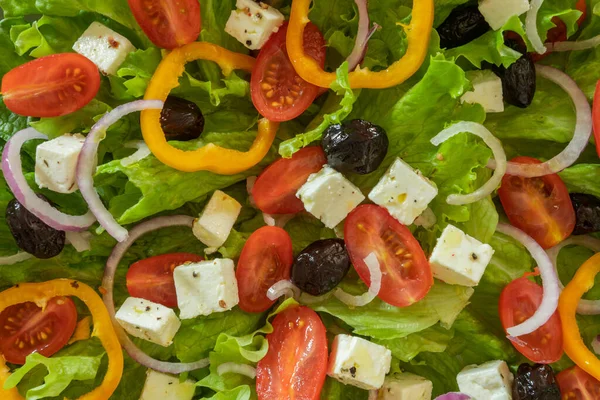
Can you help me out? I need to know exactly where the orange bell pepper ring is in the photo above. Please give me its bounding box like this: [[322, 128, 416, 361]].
[[141, 42, 279, 174]]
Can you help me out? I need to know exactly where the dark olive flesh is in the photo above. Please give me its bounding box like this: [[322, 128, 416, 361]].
[[160, 96, 205, 141], [512, 363, 561, 400], [437, 5, 490, 49], [570, 193, 600, 235], [490, 39, 536, 108]]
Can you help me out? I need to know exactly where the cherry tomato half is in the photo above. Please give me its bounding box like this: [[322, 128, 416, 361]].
[[128, 0, 201, 49], [498, 156, 575, 249], [593, 80, 600, 157], [251, 22, 326, 122], [344, 204, 433, 307], [557, 365, 600, 400], [256, 306, 328, 400], [126, 253, 203, 308], [0, 297, 77, 364], [1, 53, 101, 118]]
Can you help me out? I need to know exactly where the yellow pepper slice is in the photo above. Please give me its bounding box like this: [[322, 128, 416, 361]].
[[141, 41, 279, 173], [0, 280, 123, 400], [286, 0, 434, 89]]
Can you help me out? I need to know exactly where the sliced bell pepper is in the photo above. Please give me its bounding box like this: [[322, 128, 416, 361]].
[[141, 41, 279, 173], [286, 0, 434, 89]]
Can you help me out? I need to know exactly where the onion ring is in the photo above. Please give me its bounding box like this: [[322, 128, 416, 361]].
[[334, 252, 381, 307], [267, 280, 301, 301], [217, 362, 257, 379], [346, 0, 379, 71], [435, 394, 472, 400], [121, 141, 151, 167], [526, 0, 547, 54], [546, 35, 600, 52], [0, 252, 33, 265], [65, 231, 92, 252]]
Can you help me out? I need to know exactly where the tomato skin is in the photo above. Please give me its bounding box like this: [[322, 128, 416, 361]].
[[593, 80, 600, 158], [557, 365, 600, 400], [237, 226, 294, 313], [256, 306, 328, 400], [344, 204, 433, 308], [1, 53, 101, 118], [127, 253, 203, 308], [498, 156, 575, 249]]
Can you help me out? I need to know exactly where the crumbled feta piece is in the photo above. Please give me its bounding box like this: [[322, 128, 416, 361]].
[[478, 0, 530, 31], [35, 133, 85, 194], [327, 334, 392, 390], [457, 360, 514, 400], [461, 70, 504, 113], [140, 370, 196, 400], [368, 158, 438, 226], [379, 373, 433, 400], [429, 224, 494, 287], [115, 297, 181, 347], [173, 259, 239, 319], [225, 0, 285, 50], [73, 22, 135, 75], [192, 190, 242, 248]]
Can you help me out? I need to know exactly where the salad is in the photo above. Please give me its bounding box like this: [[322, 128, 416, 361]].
[[1, 0, 600, 398]]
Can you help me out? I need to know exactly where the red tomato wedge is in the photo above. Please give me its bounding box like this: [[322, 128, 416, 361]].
[[557, 365, 600, 400], [1, 53, 100, 118], [127, 0, 201, 49], [498, 156, 575, 249], [256, 306, 328, 400], [344, 204, 433, 308], [593, 80, 600, 157], [0, 297, 77, 364], [126, 253, 203, 308], [252, 147, 327, 214], [237, 226, 294, 313], [251, 22, 326, 122]]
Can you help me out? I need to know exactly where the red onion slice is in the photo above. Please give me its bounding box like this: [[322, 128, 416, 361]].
[[217, 362, 257, 379], [592, 335, 600, 355], [346, 0, 379, 71], [0, 252, 33, 265], [547, 35, 600, 52], [435, 394, 472, 400], [526, 0, 547, 54], [334, 252, 381, 307], [121, 141, 151, 167], [101, 215, 209, 373], [267, 280, 301, 301], [76, 100, 164, 242], [1, 128, 96, 231]]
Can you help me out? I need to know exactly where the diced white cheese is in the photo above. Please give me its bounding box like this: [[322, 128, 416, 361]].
[[225, 0, 285, 50], [35, 134, 85, 194], [296, 166, 365, 229], [192, 190, 242, 248], [327, 334, 392, 390], [478, 0, 530, 31], [140, 370, 196, 400], [173, 259, 239, 319], [368, 158, 438, 226], [429, 224, 495, 287], [379, 373, 433, 400], [115, 297, 181, 347], [72, 22, 135, 75], [457, 360, 514, 400], [461, 70, 504, 113]]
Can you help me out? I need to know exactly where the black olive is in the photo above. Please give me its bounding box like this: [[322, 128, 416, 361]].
[[321, 119, 389, 175], [490, 39, 536, 108], [570, 193, 600, 235], [160, 96, 205, 141], [291, 239, 351, 296], [512, 363, 561, 400], [437, 5, 491, 49], [6, 196, 65, 259]]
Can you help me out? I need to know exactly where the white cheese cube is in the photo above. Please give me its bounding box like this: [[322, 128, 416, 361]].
[[461, 70, 504, 113], [173, 259, 239, 319], [368, 158, 438, 226], [457, 360, 514, 400], [379, 373, 433, 400], [192, 190, 242, 248], [140, 370, 196, 400], [478, 0, 530, 31], [225, 0, 285, 50], [35, 134, 85, 194], [115, 297, 181, 347], [327, 334, 392, 390], [429, 224, 494, 287], [73, 22, 135, 75], [297, 166, 365, 228]]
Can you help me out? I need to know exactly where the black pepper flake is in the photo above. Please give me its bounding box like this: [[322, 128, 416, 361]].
[[471, 253, 478, 261], [70, 281, 80, 289], [43, 160, 49, 167], [145, 306, 151, 312], [256, 12, 262, 19], [246, 40, 252, 46], [168, 382, 173, 385], [193, 271, 199, 278], [349, 366, 357, 377], [157, 317, 162, 321]]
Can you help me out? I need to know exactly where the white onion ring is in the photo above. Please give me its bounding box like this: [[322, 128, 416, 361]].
[[217, 362, 257, 379], [334, 252, 381, 307], [76, 100, 164, 242], [496, 223, 560, 337], [526, 0, 547, 54], [298, 291, 332, 305], [0, 252, 33, 265], [121, 141, 151, 167], [347, 0, 379, 71], [546, 35, 600, 52], [267, 280, 301, 301], [101, 215, 209, 373], [414, 207, 437, 229], [1, 128, 96, 231], [263, 213, 295, 228], [431, 121, 507, 205], [65, 231, 92, 252]]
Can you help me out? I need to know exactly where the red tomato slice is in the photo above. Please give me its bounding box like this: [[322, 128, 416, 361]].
[[499, 276, 563, 363], [593, 80, 600, 157], [128, 0, 201, 49], [344, 204, 433, 308], [126, 253, 203, 308], [1, 53, 100, 118], [557, 365, 600, 400], [252, 147, 327, 214], [0, 297, 77, 364], [256, 306, 328, 400], [250, 22, 326, 122]]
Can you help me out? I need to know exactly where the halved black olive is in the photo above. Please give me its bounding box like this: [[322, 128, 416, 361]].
[[490, 39, 537, 108], [437, 5, 491, 49], [160, 96, 205, 141], [570, 193, 600, 235], [512, 363, 561, 400]]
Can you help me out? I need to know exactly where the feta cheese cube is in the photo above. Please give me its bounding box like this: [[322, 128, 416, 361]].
[[379, 373, 433, 400], [35, 134, 85, 194], [368, 158, 438, 226], [461, 70, 504, 113], [429, 224, 494, 287], [297, 166, 365, 228], [73, 22, 135, 75], [193, 190, 242, 247], [457, 360, 514, 400], [478, 0, 530, 31], [115, 297, 181, 347], [173, 259, 239, 319], [327, 334, 392, 390], [140, 370, 196, 400], [225, 0, 285, 50]]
